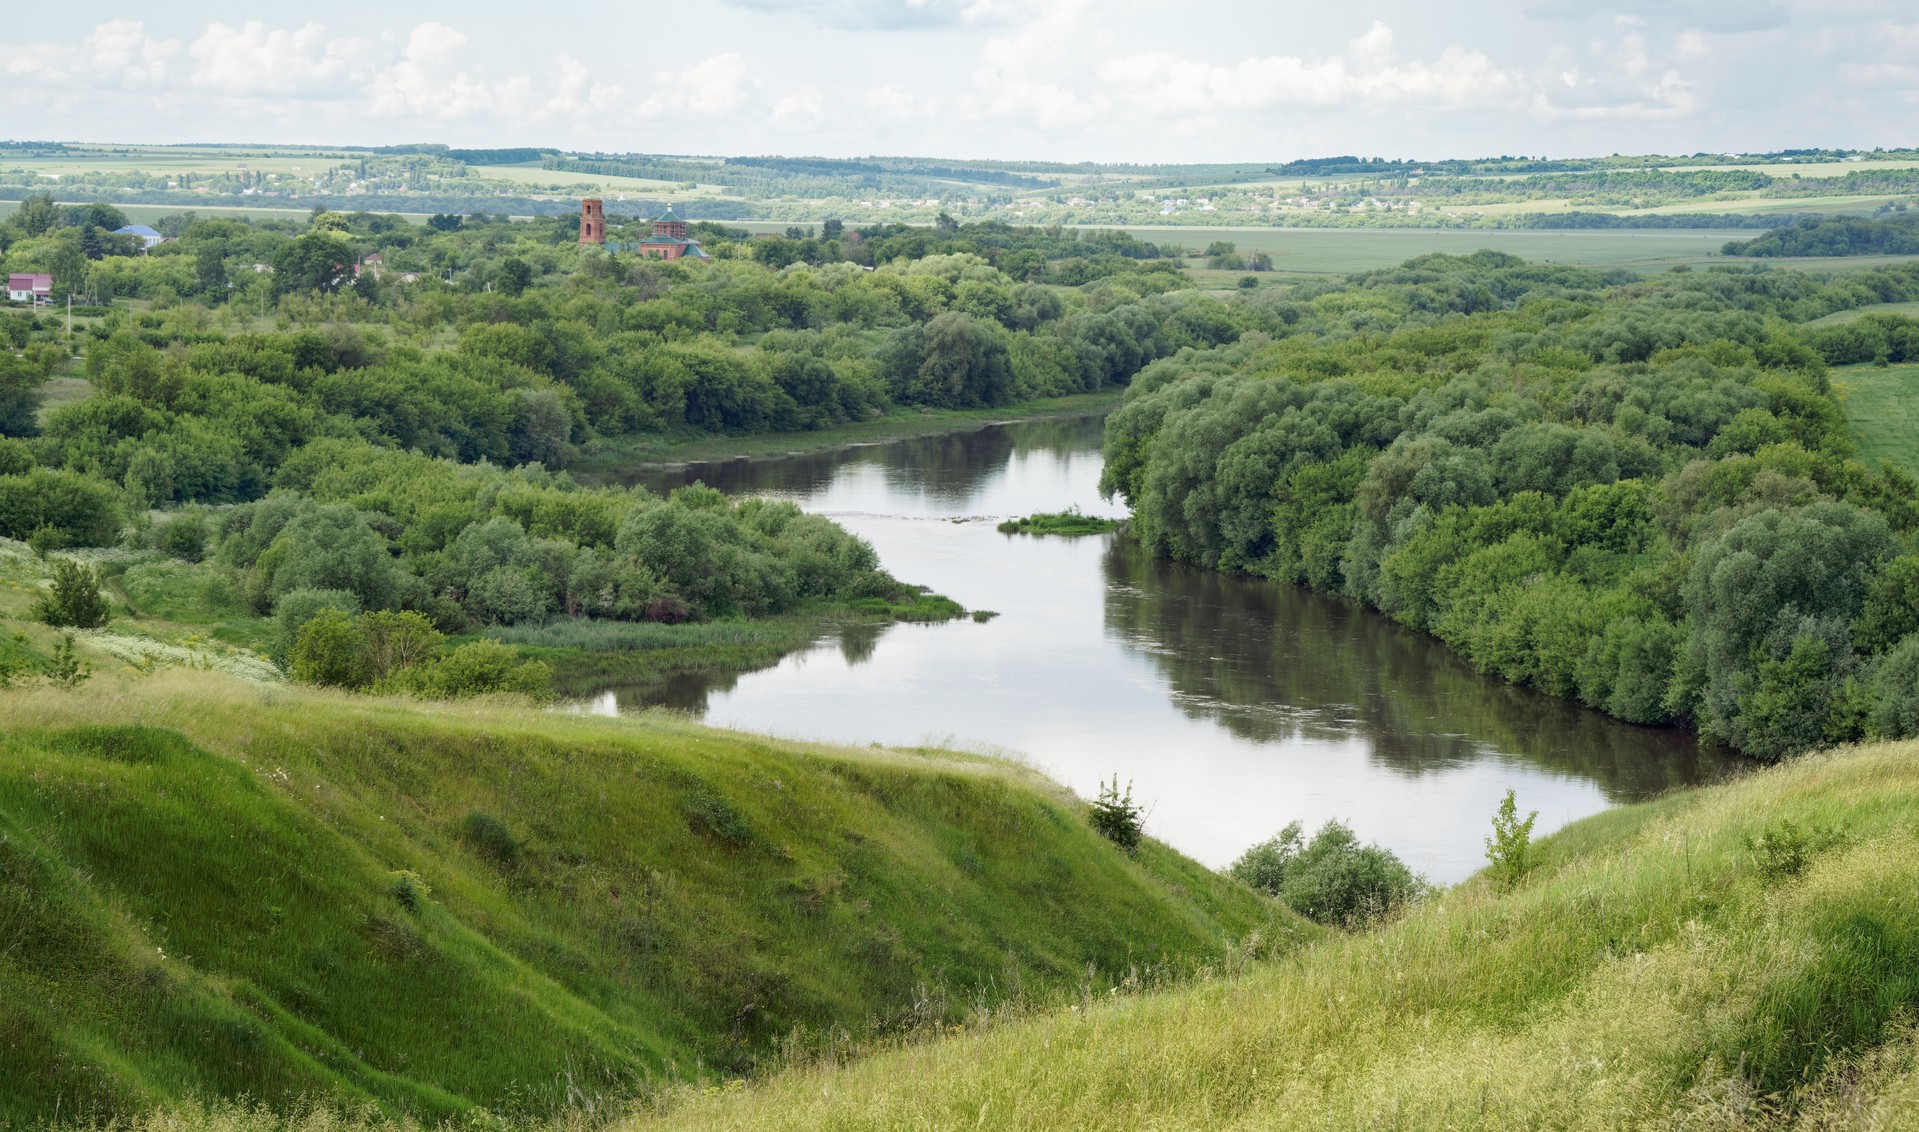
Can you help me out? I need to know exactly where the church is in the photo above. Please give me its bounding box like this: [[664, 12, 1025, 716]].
[[578, 200, 710, 260]]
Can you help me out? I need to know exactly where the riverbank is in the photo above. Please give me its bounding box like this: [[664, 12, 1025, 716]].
[[574, 389, 1124, 472]]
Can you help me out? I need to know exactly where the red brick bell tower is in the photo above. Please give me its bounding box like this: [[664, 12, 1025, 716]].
[[579, 199, 606, 245]]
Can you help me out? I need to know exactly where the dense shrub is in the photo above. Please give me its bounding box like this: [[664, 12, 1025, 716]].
[[290, 608, 371, 688], [32, 558, 112, 629], [0, 470, 121, 546], [1229, 820, 1423, 926]]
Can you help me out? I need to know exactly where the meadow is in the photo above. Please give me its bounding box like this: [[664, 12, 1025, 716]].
[[1107, 225, 1748, 272], [1835, 362, 1919, 470]]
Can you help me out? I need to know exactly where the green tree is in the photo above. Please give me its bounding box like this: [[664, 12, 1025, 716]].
[[31, 558, 112, 629], [1228, 821, 1304, 895], [497, 258, 533, 297], [1088, 776, 1143, 851], [290, 608, 370, 688], [0, 355, 49, 437], [1677, 503, 1897, 756], [193, 241, 229, 295], [1485, 790, 1538, 889], [0, 470, 121, 546], [359, 610, 444, 684], [271, 231, 355, 296], [14, 192, 57, 237]]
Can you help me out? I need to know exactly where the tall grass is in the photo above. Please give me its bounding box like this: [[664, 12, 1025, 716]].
[[0, 670, 1288, 1122], [626, 743, 1919, 1131]]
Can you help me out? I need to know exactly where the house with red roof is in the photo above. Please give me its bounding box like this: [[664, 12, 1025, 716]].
[[7, 274, 52, 304]]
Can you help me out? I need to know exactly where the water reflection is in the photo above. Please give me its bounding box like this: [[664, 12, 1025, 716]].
[[591, 413, 1745, 880], [1100, 539, 1740, 802], [623, 415, 1112, 512]]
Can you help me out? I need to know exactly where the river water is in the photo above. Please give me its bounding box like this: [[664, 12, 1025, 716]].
[[600, 414, 1742, 882]]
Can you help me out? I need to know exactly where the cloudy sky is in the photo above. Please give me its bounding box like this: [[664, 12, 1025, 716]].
[[2, 1, 1915, 162]]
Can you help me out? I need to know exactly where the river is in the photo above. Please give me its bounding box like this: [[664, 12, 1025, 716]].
[[599, 413, 1742, 883]]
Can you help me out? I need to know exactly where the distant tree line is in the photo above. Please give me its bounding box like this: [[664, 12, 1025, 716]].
[[1724, 213, 1919, 257]]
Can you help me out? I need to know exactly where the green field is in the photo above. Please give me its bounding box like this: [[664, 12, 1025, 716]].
[[470, 163, 711, 195], [1110, 226, 1740, 273], [1836, 362, 1919, 469], [1808, 301, 1919, 326]]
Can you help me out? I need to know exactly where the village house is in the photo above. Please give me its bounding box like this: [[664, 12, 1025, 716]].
[[6, 274, 52, 305]]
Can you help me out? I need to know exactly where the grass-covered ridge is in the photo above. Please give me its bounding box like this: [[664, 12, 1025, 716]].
[[0, 672, 1296, 1123], [638, 740, 1919, 1130]]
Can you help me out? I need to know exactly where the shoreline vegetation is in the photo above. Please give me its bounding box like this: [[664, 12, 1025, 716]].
[[995, 508, 1125, 536]]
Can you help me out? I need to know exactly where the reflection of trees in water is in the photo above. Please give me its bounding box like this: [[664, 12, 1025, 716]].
[[611, 622, 892, 715], [622, 415, 1108, 506], [615, 669, 741, 715], [1101, 538, 1743, 803], [837, 622, 886, 666]]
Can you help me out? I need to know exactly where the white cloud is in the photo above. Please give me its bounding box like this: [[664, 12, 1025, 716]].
[[865, 84, 939, 121], [1525, 0, 1792, 33], [189, 22, 374, 97], [723, 0, 1016, 30], [1096, 23, 1519, 117], [3, 19, 177, 89], [636, 54, 751, 119], [772, 83, 826, 122], [367, 23, 498, 120], [967, 0, 1103, 127]]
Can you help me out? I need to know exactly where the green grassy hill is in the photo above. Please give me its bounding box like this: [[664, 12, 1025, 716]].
[[0, 673, 1295, 1123], [636, 742, 1919, 1131]]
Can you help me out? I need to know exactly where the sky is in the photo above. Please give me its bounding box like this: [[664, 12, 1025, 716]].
[[1, 1, 1915, 163]]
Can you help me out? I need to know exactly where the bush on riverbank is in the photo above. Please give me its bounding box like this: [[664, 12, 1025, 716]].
[[1228, 819, 1425, 926]]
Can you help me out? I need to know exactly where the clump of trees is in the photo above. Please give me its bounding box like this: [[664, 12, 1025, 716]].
[[1103, 251, 1919, 760], [1724, 213, 1919, 258], [289, 608, 550, 700]]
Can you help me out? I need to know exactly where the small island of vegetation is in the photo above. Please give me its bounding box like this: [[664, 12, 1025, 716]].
[[995, 508, 1124, 536]]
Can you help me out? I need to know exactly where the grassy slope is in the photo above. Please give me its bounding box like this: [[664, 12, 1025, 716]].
[[1835, 362, 1919, 469], [0, 673, 1295, 1123], [639, 743, 1919, 1130]]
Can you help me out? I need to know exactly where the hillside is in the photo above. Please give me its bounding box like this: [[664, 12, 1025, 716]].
[[0, 672, 1296, 1122], [637, 741, 1919, 1130]]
